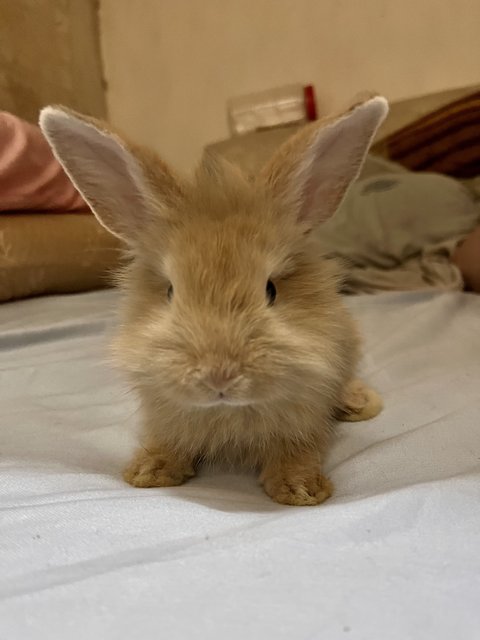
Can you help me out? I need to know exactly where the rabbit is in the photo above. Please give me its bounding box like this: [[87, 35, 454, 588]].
[[39, 95, 387, 506]]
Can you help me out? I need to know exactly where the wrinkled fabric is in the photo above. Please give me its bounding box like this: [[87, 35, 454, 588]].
[[318, 171, 480, 293], [0, 111, 87, 212], [0, 289, 479, 640]]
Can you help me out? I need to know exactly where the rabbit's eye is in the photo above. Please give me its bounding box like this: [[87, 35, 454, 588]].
[[266, 279, 276, 305], [167, 284, 173, 301]]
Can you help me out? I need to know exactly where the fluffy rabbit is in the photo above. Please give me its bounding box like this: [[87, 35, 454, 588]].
[[39, 95, 387, 505]]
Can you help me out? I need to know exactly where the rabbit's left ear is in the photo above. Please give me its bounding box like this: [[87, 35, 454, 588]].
[[39, 106, 182, 243], [261, 96, 388, 231]]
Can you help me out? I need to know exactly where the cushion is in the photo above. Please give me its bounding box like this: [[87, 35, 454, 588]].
[[0, 213, 123, 302], [0, 111, 87, 211], [317, 172, 480, 293]]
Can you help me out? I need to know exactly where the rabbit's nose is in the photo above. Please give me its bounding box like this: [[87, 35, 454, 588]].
[[203, 366, 239, 392]]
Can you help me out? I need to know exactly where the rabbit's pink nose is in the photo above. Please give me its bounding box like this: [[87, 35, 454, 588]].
[[203, 367, 238, 392]]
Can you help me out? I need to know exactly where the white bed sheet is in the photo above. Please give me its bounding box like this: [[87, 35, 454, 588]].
[[0, 289, 479, 640]]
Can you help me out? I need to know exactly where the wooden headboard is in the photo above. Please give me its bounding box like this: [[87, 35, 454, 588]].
[[375, 84, 480, 141]]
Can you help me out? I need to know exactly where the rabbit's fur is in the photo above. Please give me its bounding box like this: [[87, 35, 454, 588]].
[[40, 96, 387, 505]]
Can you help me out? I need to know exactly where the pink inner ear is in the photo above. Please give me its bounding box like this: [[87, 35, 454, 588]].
[[299, 167, 351, 228], [296, 125, 382, 227], [297, 131, 352, 228], [286, 97, 388, 229], [80, 135, 146, 211], [40, 109, 152, 241]]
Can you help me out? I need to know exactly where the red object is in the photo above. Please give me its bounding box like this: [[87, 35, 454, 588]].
[[303, 85, 317, 121]]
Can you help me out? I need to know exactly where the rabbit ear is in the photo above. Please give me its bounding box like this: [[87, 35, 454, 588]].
[[261, 96, 388, 231], [39, 107, 182, 243]]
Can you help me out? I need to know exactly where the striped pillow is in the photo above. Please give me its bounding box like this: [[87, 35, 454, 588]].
[[381, 91, 480, 178]]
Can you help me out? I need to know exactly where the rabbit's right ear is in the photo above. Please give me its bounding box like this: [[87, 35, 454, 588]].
[[260, 96, 388, 232], [39, 107, 182, 243]]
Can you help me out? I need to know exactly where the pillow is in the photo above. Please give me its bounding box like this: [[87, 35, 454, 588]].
[[317, 172, 479, 293], [0, 213, 123, 302], [0, 111, 87, 211], [374, 91, 480, 178]]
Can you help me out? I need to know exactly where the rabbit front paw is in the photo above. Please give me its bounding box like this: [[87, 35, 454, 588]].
[[123, 448, 195, 488], [261, 470, 333, 506]]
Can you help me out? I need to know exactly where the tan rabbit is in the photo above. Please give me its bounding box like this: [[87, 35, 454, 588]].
[[39, 95, 387, 506]]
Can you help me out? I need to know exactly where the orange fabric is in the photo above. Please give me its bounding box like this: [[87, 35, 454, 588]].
[[0, 213, 123, 301]]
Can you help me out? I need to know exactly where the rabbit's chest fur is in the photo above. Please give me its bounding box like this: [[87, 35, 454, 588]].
[[138, 344, 355, 467]]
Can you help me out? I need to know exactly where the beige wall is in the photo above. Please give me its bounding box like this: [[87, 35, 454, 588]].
[[0, 0, 106, 122], [100, 0, 480, 173]]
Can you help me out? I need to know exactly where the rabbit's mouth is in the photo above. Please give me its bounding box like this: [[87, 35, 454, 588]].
[[176, 363, 256, 408], [188, 391, 254, 409]]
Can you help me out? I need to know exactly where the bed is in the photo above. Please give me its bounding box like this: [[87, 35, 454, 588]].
[[1, 287, 479, 639], [2, 82, 480, 638]]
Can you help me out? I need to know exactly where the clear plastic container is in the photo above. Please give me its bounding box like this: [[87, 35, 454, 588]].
[[227, 84, 317, 136]]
